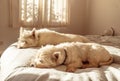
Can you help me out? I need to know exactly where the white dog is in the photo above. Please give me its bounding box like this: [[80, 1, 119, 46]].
[[30, 42, 113, 72], [17, 27, 90, 48]]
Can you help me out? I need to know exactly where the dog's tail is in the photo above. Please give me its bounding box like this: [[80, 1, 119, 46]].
[[99, 56, 113, 66]]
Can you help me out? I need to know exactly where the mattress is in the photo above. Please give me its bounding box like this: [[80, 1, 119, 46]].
[[1, 35, 120, 81]]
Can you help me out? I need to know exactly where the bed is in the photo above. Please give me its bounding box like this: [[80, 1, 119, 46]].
[[1, 35, 120, 81]]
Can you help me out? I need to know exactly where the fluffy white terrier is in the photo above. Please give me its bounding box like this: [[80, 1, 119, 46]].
[[17, 27, 90, 48], [30, 42, 113, 72]]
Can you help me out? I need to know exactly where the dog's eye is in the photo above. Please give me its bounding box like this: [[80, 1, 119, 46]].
[[24, 41, 27, 44], [39, 60, 44, 63]]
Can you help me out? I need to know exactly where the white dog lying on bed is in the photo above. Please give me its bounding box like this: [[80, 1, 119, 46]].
[[30, 42, 113, 72], [17, 27, 90, 48]]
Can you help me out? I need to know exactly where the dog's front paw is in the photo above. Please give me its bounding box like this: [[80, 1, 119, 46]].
[[66, 67, 76, 72]]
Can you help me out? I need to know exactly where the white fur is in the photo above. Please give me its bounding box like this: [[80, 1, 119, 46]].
[[17, 27, 90, 48], [30, 42, 113, 72]]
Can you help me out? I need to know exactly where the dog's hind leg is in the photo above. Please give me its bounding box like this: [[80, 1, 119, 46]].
[[99, 56, 113, 66]]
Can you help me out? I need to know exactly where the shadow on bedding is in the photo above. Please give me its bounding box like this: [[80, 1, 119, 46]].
[[6, 73, 50, 81]]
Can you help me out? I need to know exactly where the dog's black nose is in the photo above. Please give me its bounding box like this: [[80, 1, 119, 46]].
[[30, 63, 35, 67]]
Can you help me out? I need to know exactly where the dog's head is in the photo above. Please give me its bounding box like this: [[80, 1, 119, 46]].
[[17, 27, 39, 48], [30, 45, 66, 68]]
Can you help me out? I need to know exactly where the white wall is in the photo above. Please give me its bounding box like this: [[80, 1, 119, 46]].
[[87, 0, 120, 35], [0, 0, 18, 51]]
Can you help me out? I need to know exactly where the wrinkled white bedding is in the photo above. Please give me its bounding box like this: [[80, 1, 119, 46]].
[[1, 35, 120, 81]]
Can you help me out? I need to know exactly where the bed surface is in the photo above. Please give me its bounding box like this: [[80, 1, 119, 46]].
[[1, 35, 120, 81]]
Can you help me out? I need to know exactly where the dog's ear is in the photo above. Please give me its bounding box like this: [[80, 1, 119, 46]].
[[31, 28, 38, 39], [20, 27, 24, 36], [31, 28, 36, 35], [53, 52, 60, 61]]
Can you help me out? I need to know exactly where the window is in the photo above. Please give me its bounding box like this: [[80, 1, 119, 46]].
[[9, 0, 70, 28]]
